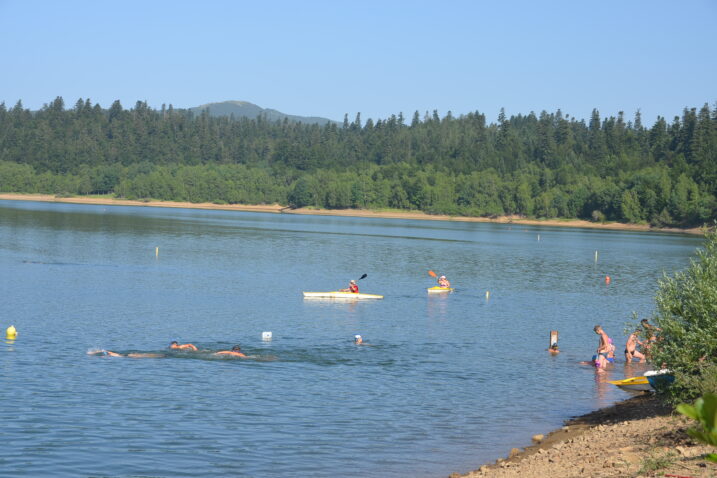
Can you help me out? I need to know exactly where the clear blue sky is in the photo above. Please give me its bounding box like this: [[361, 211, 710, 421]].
[[1, 0, 715, 124]]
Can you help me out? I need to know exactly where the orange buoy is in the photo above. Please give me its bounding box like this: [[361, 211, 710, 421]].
[[605, 275, 611, 284]]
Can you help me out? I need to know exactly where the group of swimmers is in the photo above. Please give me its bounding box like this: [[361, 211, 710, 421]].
[[581, 320, 659, 372], [90, 336, 371, 359], [548, 319, 660, 372], [89, 341, 247, 358]]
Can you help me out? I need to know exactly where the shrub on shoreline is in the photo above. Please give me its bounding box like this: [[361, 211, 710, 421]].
[[650, 226, 717, 403]]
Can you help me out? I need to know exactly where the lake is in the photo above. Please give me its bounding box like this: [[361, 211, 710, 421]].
[[0, 200, 703, 477]]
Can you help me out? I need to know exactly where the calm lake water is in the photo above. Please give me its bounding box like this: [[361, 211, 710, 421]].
[[0, 200, 703, 477]]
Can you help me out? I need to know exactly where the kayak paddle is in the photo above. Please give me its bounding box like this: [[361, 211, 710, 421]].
[[358, 273, 367, 280], [428, 270, 437, 278]]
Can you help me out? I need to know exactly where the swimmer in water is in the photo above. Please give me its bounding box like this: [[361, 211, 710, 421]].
[[353, 335, 373, 346], [89, 349, 123, 357], [606, 338, 616, 363], [170, 341, 198, 351], [214, 345, 246, 358], [88, 349, 164, 358]]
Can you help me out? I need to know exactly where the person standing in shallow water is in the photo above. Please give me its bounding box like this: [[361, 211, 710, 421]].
[[593, 325, 611, 371], [625, 330, 646, 363]]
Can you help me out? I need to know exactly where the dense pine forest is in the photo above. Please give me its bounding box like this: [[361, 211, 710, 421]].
[[0, 97, 716, 227]]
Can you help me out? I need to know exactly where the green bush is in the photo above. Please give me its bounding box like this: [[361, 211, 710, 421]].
[[649, 226, 717, 403], [676, 393, 717, 462]]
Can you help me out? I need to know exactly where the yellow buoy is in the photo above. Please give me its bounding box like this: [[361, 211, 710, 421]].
[[6, 325, 17, 340]]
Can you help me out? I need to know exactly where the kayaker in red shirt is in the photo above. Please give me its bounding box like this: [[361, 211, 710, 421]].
[[341, 279, 359, 293]]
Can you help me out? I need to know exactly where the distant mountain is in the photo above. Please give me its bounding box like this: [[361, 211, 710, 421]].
[[189, 101, 337, 125]]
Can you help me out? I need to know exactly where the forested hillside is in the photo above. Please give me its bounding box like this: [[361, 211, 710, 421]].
[[0, 97, 715, 227]]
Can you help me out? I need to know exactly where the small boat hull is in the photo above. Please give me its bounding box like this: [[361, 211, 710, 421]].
[[608, 376, 652, 391], [427, 286, 454, 293], [645, 369, 675, 389], [303, 291, 384, 300]]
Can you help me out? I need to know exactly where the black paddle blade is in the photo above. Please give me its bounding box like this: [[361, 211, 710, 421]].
[[358, 273, 367, 280]]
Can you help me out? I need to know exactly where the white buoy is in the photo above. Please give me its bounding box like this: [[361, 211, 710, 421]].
[[485, 291, 490, 299], [537, 234, 541, 241], [262, 331, 272, 341], [595, 250, 598, 263], [155, 247, 159, 258]]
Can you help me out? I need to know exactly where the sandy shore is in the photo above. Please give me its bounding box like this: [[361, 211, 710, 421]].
[[455, 393, 716, 478], [0, 193, 704, 235]]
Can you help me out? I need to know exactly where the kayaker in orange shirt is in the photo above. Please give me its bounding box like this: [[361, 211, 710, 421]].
[[340, 279, 359, 293]]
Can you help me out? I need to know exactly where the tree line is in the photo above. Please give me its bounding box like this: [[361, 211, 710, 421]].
[[0, 97, 715, 227]]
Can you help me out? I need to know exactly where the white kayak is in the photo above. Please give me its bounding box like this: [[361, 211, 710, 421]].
[[303, 291, 384, 300], [427, 286, 454, 293]]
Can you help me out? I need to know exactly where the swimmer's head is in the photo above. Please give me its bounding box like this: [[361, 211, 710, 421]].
[[354, 335, 362, 344], [170, 341, 178, 346], [232, 345, 242, 351]]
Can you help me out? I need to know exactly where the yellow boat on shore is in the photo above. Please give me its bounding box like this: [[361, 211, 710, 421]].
[[427, 286, 454, 293], [608, 376, 651, 391]]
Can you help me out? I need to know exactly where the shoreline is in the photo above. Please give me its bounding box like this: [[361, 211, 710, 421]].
[[457, 393, 716, 478], [0, 193, 704, 235]]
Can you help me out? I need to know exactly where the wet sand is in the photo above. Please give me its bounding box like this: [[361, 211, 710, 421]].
[[0, 194, 704, 235], [455, 393, 716, 478]]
